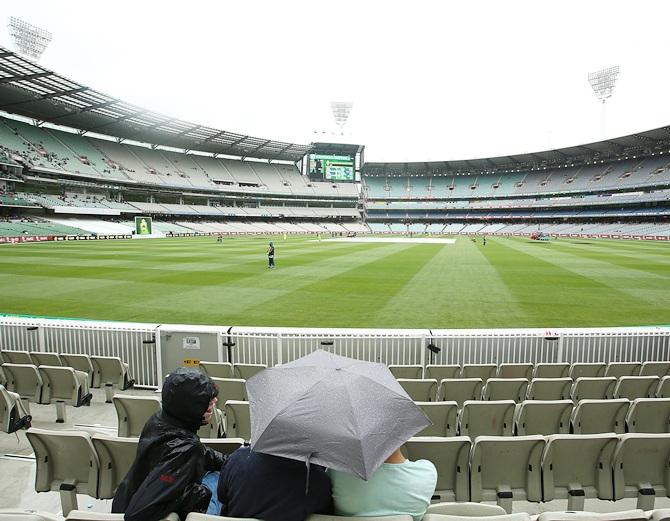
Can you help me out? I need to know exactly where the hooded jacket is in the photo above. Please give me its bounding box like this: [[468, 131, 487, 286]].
[[112, 368, 225, 521]]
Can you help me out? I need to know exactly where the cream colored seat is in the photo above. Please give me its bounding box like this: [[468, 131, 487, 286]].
[[537, 511, 647, 521], [211, 377, 247, 403], [199, 361, 234, 378], [0, 384, 31, 433], [397, 378, 438, 401], [425, 364, 460, 381], [497, 363, 533, 379], [438, 378, 482, 406], [30, 352, 63, 367], [1, 363, 44, 406], [197, 405, 225, 439], [625, 398, 670, 433], [0, 510, 61, 521], [415, 401, 458, 436], [307, 516, 412, 521], [402, 436, 471, 501], [571, 377, 616, 401], [388, 364, 423, 379], [66, 512, 179, 521], [541, 433, 618, 510], [526, 378, 572, 400], [470, 435, 544, 513], [458, 400, 515, 437], [1, 350, 33, 364], [614, 376, 660, 400], [60, 354, 95, 387], [423, 515, 530, 521], [26, 428, 100, 516], [533, 363, 569, 379], [658, 376, 670, 398], [640, 361, 670, 378], [482, 378, 528, 402], [613, 433, 670, 510], [224, 400, 251, 440], [461, 364, 497, 382], [233, 363, 267, 380], [91, 356, 133, 402], [605, 362, 641, 378], [514, 400, 572, 435], [38, 366, 92, 422], [185, 514, 260, 521], [91, 434, 139, 498], [569, 363, 606, 379], [200, 438, 245, 455], [113, 395, 161, 437], [571, 399, 629, 434], [425, 503, 506, 516]]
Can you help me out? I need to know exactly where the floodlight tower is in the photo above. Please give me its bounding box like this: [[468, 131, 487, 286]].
[[588, 66, 620, 137], [7, 16, 52, 60], [330, 101, 353, 135]]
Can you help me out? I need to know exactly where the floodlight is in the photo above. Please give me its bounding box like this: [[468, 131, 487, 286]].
[[588, 66, 620, 103], [330, 101, 353, 132], [7, 16, 52, 60]]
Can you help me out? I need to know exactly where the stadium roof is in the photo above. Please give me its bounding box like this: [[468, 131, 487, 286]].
[[364, 126, 670, 176], [0, 47, 310, 162]]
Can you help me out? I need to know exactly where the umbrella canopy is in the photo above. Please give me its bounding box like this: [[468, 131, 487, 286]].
[[246, 350, 431, 480]]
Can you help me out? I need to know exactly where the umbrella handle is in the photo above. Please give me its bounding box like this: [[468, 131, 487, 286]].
[[304, 453, 313, 495]]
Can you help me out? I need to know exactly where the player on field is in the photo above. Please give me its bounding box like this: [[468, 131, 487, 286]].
[[267, 241, 275, 269]]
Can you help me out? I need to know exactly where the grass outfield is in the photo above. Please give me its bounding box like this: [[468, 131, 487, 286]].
[[0, 235, 668, 329]]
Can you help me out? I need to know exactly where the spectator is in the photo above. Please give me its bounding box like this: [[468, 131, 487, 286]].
[[329, 446, 437, 521]]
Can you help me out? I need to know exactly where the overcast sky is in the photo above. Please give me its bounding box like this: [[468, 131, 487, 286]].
[[4, 1, 670, 162]]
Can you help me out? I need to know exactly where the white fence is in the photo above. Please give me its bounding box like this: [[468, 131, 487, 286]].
[[1, 315, 668, 388]]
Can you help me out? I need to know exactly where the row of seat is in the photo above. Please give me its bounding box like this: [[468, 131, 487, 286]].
[[389, 362, 670, 381], [199, 362, 267, 380], [396, 376, 670, 404]]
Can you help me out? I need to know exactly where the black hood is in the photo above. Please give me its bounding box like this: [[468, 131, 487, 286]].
[[161, 368, 218, 431]]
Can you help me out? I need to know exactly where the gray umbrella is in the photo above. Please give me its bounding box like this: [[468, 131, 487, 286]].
[[246, 349, 431, 480]]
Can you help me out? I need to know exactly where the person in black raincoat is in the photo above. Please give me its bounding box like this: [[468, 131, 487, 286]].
[[112, 367, 225, 521]]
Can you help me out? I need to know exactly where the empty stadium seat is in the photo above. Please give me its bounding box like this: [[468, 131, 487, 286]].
[[397, 378, 438, 401], [625, 398, 670, 433], [0, 365, 5, 387], [39, 366, 92, 422], [200, 438, 245, 455], [481, 378, 528, 402], [533, 363, 569, 379], [569, 363, 606, 379], [438, 378, 482, 406], [30, 352, 62, 367], [497, 363, 533, 379], [307, 516, 413, 521], [59, 353, 95, 386], [470, 435, 544, 513], [514, 400, 572, 435], [613, 433, 670, 510], [605, 362, 641, 378], [197, 404, 225, 439], [571, 399, 629, 434], [184, 515, 258, 521], [113, 395, 161, 437], [1, 363, 44, 407], [0, 384, 31, 433], [232, 363, 267, 380], [388, 364, 423, 379], [198, 361, 234, 378], [425, 364, 460, 381], [658, 376, 670, 398], [614, 376, 660, 400], [415, 401, 458, 436], [402, 436, 471, 501], [537, 511, 647, 521], [91, 356, 133, 401], [458, 400, 515, 437], [461, 364, 497, 382], [26, 428, 100, 516], [91, 434, 139, 498], [224, 400, 251, 440], [542, 433, 618, 510], [526, 377, 572, 400], [423, 515, 530, 521], [571, 377, 616, 401], [425, 503, 506, 516], [1, 351, 33, 365], [640, 361, 670, 378], [211, 377, 247, 402], [0, 510, 61, 521]]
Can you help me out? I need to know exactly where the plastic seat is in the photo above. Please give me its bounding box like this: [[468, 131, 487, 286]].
[[461, 364, 497, 382], [438, 378, 482, 407], [26, 428, 100, 516], [197, 404, 224, 438], [198, 361, 234, 378], [0, 384, 31, 433], [605, 362, 641, 378], [481, 378, 528, 402], [569, 363, 606, 379], [224, 400, 251, 440], [658, 376, 670, 398], [1, 350, 33, 364], [425, 364, 460, 381], [1, 363, 44, 405], [91, 356, 133, 393], [541, 433, 618, 510], [185, 515, 260, 521], [200, 438, 245, 455], [537, 511, 647, 521], [66, 512, 179, 521], [571, 399, 629, 434], [39, 366, 92, 422], [113, 395, 161, 437], [0, 510, 62, 521], [613, 433, 670, 510], [60, 354, 95, 387], [423, 515, 530, 521], [388, 364, 423, 379], [458, 400, 515, 437], [640, 361, 670, 378], [415, 401, 458, 436], [614, 376, 659, 400], [232, 363, 267, 380], [526, 378, 572, 400], [425, 503, 506, 516], [30, 352, 63, 367], [625, 398, 670, 433], [91, 434, 139, 498], [533, 363, 569, 379], [402, 436, 471, 501], [514, 400, 572, 435], [397, 378, 438, 401], [470, 435, 544, 513], [497, 363, 533, 379], [211, 377, 247, 402], [571, 377, 616, 401]]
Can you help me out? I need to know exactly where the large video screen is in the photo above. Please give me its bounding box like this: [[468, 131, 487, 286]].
[[308, 154, 355, 182]]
